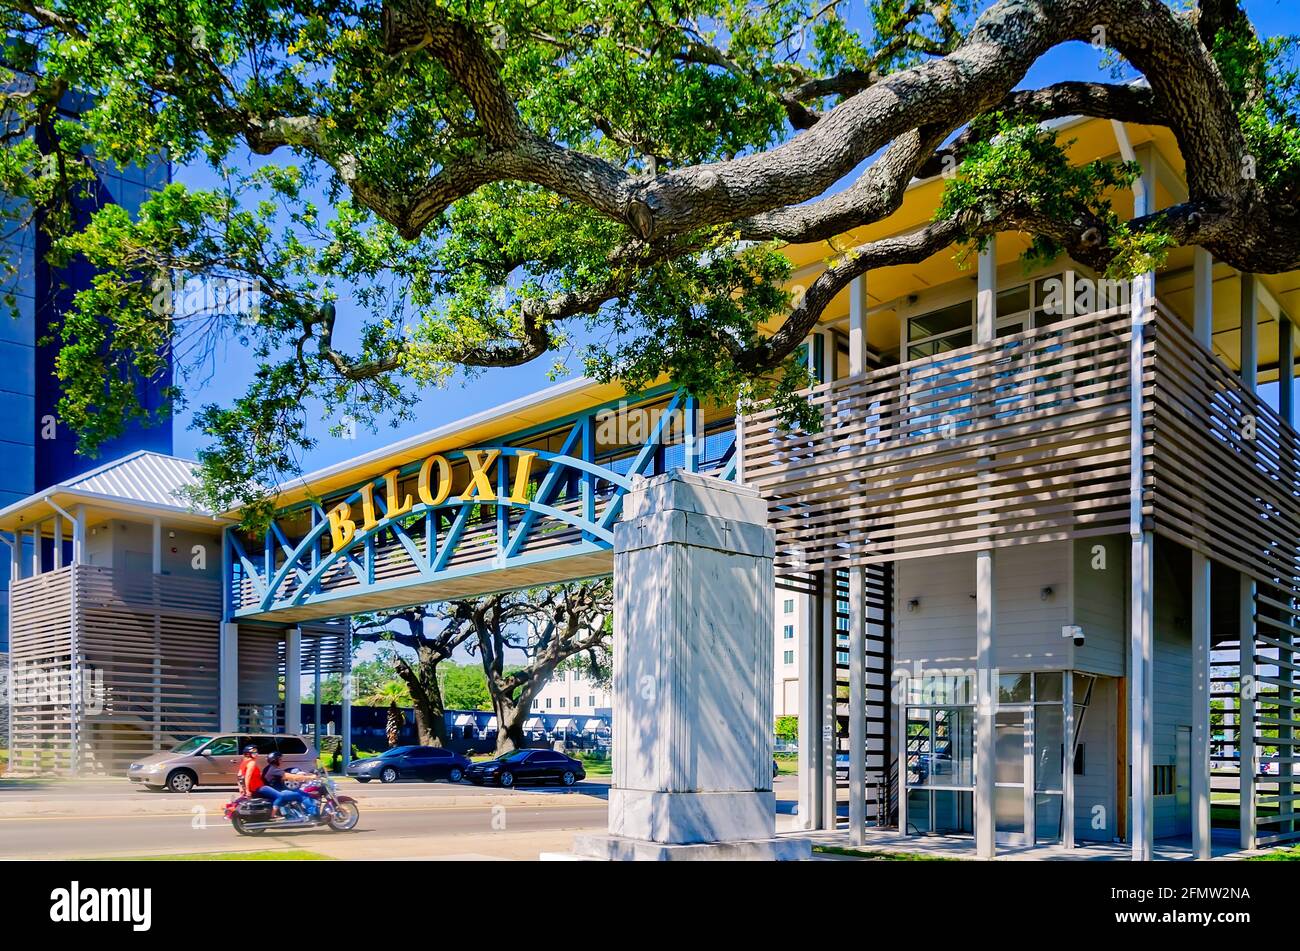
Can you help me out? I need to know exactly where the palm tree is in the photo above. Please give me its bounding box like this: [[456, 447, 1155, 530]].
[[385, 701, 402, 750], [361, 681, 410, 750]]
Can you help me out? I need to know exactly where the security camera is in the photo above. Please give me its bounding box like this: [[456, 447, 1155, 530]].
[[1062, 624, 1084, 648]]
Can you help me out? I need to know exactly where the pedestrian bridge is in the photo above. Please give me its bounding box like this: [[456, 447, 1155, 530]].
[[224, 384, 738, 622]]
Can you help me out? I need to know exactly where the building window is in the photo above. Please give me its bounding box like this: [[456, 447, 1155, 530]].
[[545, 698, 552, 709], [589, 695, 596, 707], [1154, 764, 1176, 797], [783, 650, 794, 666], [559, 697, 566, 707], [783, 624, 794, 639], [784, 598, 794, 614], [555, 671, 565, 681], [907, 299, 973, 361]]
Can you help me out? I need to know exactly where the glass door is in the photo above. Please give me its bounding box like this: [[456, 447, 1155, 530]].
[[994, 708, 1033, 846]]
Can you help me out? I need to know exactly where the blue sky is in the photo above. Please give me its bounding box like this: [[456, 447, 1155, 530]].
[[170, 0, 1300, 473]]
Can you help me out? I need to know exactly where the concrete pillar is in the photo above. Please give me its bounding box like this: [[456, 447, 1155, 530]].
[[571, 469, 808, 860], [1240, 574, 1257, 851], [797, 585, 823, 830], [848, 567, 866, 845], [219, 622, 239, 732], [1191, 552, 1213, 860], [1193, 248, 1214, 348], [53, 517, 62, 570], [1130, 533, 1155, 861], [284, 627, 302, 734], [1241, 274, 1258, 393], [849, 273, 869, 376], [976, 237, 997, 343], [975, 549, 996, 859]]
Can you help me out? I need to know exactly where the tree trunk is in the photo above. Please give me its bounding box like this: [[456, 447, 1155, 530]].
[[394, 656, 451, 748], [493, 700, 529, 755]]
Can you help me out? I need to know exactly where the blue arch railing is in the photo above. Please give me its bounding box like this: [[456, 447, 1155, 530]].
[[224, 388, 737, 619]]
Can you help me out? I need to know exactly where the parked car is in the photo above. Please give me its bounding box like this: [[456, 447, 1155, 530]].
[[347, 746, 472, 784], [773, 758, 780, 779], [464, 749, 586, 787], [127, 734, 315, 793]]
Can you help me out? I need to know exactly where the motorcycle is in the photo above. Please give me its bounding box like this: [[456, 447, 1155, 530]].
[[224, 769, 360, 835]]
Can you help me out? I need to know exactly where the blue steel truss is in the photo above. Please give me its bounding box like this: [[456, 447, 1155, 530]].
[[224, 388, 736, 620]]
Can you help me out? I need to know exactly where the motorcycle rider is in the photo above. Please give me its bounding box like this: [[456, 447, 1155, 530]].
[[260, 750, 318, 818]]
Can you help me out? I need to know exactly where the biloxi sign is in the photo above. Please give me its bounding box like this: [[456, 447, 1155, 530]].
[[324, 448, 539, 553]]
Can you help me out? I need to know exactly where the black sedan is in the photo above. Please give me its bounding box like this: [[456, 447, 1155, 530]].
[[464, 749, 586, 788], [347, 746, 471, 784]]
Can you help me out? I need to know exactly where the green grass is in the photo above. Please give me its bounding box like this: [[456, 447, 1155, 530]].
[[125, 850, 334, 861], [1247, 845, 1300, 861], [813, 844, 960, 861], [576, 753, 611, 776], [775, 752, 799, 775]]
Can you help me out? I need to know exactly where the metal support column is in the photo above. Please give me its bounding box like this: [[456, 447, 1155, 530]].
[[848, 567, 866, 844], [975, 549, 996, 859], [219, 622, 239, 732], [1240, 575, 1257, 851], [821, 570, 838, 828], [285, 626, 302, 734], [1192, 552, 1213, 860], [797, 585, 823, 830]]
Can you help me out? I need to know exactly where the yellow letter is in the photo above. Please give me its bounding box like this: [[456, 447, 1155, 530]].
[[461, 449, 500, 501], [327, 502, 356, 552], [357, 481, 379, 532], [383, 468, 413, 518], [508, 451, 538, 503], [417, 454, 451, 506]]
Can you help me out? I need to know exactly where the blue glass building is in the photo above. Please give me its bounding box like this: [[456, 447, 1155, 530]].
[[0, 144, 172, 651]]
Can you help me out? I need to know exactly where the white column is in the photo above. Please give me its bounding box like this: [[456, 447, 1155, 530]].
[[1191, 551, 1213, 860], [1062, 672, 1075, 849], [849, 273, 869, 376], [219, 622, 239, 732], [284, 626, 302, 735], [71, 505, 86, 566], [1280, 316, 1294, 428], [975, 549, 996, 859], [1240, 574, 1257, 851], [151, 517, 162, 574], [977, 237, 997, 343], [1193, 248, 1214, 348], [1130, 532, 1155, 861], [848, 567, 866, 845], [53, 517, 62, 570], [821, 569, 838, 829], [797, 587, 823, 830], [1240, 274, 1258, 393]]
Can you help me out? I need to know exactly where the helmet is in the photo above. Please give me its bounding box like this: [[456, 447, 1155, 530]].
[[242, 745, 258, 755], [266, 751, 282, 765]]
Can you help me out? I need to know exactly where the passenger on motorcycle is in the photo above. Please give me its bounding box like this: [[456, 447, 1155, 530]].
[[260, 751, 318, 818]]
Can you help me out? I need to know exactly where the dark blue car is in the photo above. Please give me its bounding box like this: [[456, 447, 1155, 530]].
[[347, 745, 471, 784], [464, 749, 586, 787]]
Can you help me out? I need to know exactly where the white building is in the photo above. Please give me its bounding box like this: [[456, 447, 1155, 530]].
[[529, 666, 610, 716]]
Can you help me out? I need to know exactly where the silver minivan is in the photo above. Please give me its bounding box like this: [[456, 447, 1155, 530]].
[[127, 734, 317, 792]]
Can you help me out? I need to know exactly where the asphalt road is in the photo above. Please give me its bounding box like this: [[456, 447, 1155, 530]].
[[0, 797, 610, 860], [0, 773, 799, 859]]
